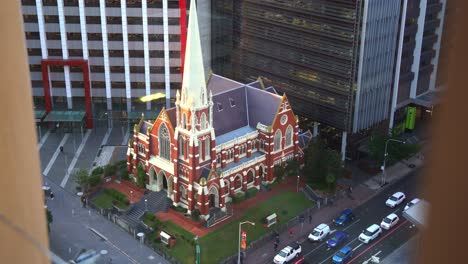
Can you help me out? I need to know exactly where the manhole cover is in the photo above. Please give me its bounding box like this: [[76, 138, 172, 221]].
[[282, 210, 288, 215], [408, 164, 416, 168]]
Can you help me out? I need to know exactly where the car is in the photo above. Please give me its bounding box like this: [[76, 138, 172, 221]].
[[333, 209, 355, 226], [404, 198, 421, 211], [380, 213, 400, 230], [385, 192, 406, 208], [359, 224, 382, 244], [326, 231, 348, 248], [308, 223, 330, 242], [332, 246, 353, 263], [273, 242, 302, 264]]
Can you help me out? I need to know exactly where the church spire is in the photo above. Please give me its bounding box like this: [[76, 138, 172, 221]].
[[181, 0, 207, 109]]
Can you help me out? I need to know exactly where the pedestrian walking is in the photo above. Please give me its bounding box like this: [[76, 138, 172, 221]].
[[274, 241, 278, 251], [275, 234, 280, 244], [50, 191, 54, 200], [289, 228, 294, 238], [60, 146, 64, 153], [308, 214, 312, 224]]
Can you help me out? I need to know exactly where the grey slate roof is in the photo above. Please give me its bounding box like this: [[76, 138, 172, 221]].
[[246, 86, 282, 127], [208, 74, 244, 95], [298, 130, 313, 150], [162, 74, 283, 143]]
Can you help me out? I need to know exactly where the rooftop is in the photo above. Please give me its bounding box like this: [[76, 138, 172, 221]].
[[216, 125, 256, 145], [222, 151, 265, 172]]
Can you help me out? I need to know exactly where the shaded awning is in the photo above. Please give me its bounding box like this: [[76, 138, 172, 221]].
[[403, 199, 430, 229], [397, 90, 440, 109], [35, 110, 47, 122], [43, 110, 86, 123]]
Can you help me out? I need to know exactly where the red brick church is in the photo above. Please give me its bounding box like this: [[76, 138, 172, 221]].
[[127, 1, 307, 219]]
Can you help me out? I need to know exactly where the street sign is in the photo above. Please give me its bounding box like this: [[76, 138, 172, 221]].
[[241, 230, 247, 249]]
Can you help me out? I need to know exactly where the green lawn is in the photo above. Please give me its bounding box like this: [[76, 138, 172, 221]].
[[92, 192, 113, 209], [92, 192, 129, 210], [198, 191, 314, 264], [156, 221, 196, 264]]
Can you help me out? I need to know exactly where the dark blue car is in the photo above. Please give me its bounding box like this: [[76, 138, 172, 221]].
[[326, 231, 348, 248], [332, 246, 353, 263], [333, 209, 355, 226]]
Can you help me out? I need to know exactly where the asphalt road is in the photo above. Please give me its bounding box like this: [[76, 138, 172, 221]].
[[299, 169, 422, 264]]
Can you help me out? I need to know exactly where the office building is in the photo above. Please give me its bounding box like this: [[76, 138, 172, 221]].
[[21, 0, 212, 117], [212, 0, 446, 159]]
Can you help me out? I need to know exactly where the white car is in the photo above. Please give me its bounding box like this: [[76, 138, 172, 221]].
[[380, 213, 400, 230], [359, 224, 382, 244], [404, 198, 421, 211], [308, 223, 330, 242], [385, 192, 406, 208], [273, 242, 302, 264]]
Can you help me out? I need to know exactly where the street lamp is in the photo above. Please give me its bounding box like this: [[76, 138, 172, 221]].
[[238, 221, 255, 264], [381, 139, 406, 186], [144, 199, 148, 211]]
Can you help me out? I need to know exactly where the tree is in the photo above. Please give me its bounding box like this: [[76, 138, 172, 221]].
[[303, 139, 343, 191], [74, 169, 90, 191], [136, 164, 147, 188], [325, 172, 336, 191], [368, 132, 421, 167], [273, 165, 285, 181], [285, 159, 300, 178]]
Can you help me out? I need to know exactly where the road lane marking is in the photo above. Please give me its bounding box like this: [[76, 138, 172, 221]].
[[317, 237, 359, 264], [37, 131, 51, 150], [304, 243, 326, 257], [343, 218, 361, 231], [101, 127, 112, 146], [121, 127, 130, 145], [352, 243, 364, 251], [43, 134, 70, 176], [348, 220, 409, 263], [60, 130, 91, 187]]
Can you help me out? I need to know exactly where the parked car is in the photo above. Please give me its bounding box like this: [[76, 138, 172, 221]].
[[308, 223, 330, 242], [380, 213, 400, 230], [326, 231, 348, 248], [404, 198, 421, 211], [273, 242, 302, 264], [332, 246, 353, 263], [359, 224, 382, 244], [333, 209, 355, 226], [385, 192, 406, 208]]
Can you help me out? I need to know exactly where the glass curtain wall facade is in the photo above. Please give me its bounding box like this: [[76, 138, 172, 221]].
[[212, 0, 362, 132]]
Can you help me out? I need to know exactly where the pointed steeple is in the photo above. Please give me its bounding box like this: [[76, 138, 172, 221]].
[[181, 0, 207, 109]]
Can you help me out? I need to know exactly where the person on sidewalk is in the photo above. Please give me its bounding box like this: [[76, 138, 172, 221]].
[[274, 241, 278, 252], [289, 228, 294, 238], [309, 214, 312, 224], [49, 191, 54, 200]]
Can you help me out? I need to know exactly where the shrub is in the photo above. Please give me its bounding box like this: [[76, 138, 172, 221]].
[[88, 174, 102, 187], [114, 160, 127, 170], [104, 164, 117, 177], [245, 188, 259, 199], [171, 206, 188, 214], [191, 209, 200, 221], [104, 188, 129, 204], [232, 192, 246, 204], [120, 169, 130, 181], [91, 166, 104, 176]]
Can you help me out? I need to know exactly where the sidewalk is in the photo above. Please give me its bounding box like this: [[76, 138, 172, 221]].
[[244, 150, 425, 264]]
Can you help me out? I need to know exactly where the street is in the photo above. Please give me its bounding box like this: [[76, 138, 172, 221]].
[[299, 170, 421, 263], [38, 120, 169, 264]]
